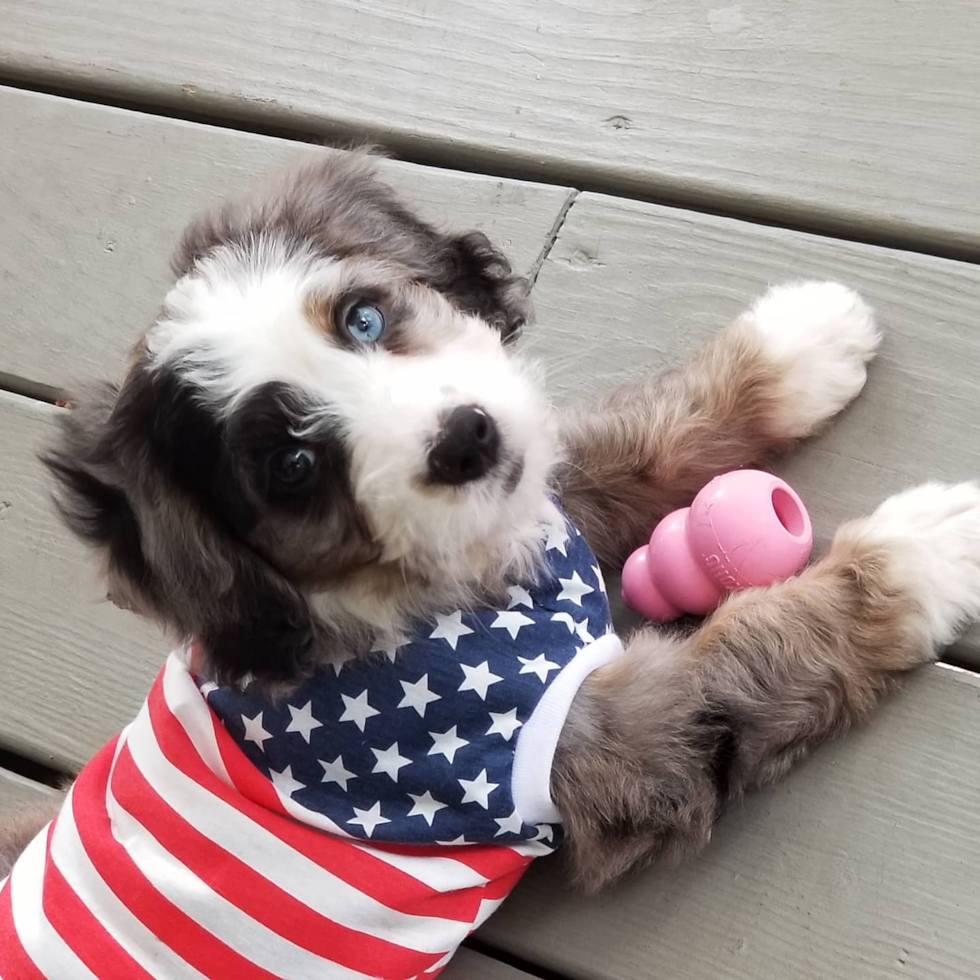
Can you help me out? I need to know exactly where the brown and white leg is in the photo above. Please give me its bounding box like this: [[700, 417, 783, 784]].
[[559, 281, 880, 564], [553, 482, 980, 891]]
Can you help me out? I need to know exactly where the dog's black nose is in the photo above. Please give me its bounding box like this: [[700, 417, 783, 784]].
[[428, 406, 500, 485]]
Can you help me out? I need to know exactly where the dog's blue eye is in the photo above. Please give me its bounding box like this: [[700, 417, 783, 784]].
[[270, 447, 316, 488], [345, 303, 386, 344]]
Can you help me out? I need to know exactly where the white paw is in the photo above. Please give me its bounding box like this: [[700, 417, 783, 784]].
[[746, 281, 880, 438], [854, 482, 980, 648]]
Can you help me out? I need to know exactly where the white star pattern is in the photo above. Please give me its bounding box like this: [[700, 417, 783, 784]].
[[210, 502, 615, 854], [518, 653, 560, 683], [428, 725, 469, 764], [506, 585, 534, 610], [318, 755, 357, 791], [458, 769, 499, 808], [407, 791, 448, 826], [339, 690, 380, 732], [429, 611, 474, 650], [241, 712, 273, 750], [371, 742, 412, 781], [486, 708, 522, 741], [574, 619, 595, 645], [490, 610, 535, 640], [329, 650, 356, 675], [458, 661, 503, 700], [348, 802, 390, 837], [285, 701, 322, 744], [494, 810, 524, 837], [551, 611, 577, 633], [545, 522, 569, 556], [557, 571, 594, 606], [269, 765, 305, 798], [371, 633, 408, 663], [398, 674, 441, 718]]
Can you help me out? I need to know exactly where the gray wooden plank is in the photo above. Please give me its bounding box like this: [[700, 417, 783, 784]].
[[444, 949, 541, 980], [0, 86, 573, 395], [0, 768, 60, 810], [528, 191, 980, 665], [479, 665, 980, 980], [0, 1, 977, 254]]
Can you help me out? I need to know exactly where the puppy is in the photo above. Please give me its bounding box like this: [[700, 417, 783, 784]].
[[3, 152, 980, 980]]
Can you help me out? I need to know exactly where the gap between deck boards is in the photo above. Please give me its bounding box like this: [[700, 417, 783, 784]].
[[464, 939, 570, 980], [0, 748, 70, 788], [0, 73, 976, 267], [0, 371, 63, 406]]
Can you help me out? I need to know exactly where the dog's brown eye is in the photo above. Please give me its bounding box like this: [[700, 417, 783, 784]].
[[269, 447, 317, 489]]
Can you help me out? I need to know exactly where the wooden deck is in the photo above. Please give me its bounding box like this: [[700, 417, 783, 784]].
[[1, 3, 979, 977]]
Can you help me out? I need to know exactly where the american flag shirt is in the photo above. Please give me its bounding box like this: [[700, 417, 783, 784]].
[[0, 507, 623, 979]]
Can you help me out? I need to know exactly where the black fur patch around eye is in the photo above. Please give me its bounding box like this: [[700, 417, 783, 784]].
[[224, 382, 354, 521], [113, 364, 259, 537], [113, 369, 356, 542]]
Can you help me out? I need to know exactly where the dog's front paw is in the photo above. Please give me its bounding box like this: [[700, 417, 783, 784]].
[[848, 482, 980, 650], [744, 281, 880, 438]]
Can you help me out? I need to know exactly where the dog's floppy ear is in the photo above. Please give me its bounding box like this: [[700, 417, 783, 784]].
[[42, 376, 320, 687], [42, 384, 162, 614], [427, 230, 530, 344]]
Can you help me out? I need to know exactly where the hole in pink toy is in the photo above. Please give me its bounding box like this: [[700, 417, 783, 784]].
[[772, 487, 805, 536]]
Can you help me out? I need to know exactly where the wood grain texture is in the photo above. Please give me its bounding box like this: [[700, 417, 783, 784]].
[[0, 1, 977, 254], [480, 665, 980, 980], [0, 768, 60, 810], [0, 87, 572, 394], [443, 950, 541, 980], [528, 191, 980, 665]]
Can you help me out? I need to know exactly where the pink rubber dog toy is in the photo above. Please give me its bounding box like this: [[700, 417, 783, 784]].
[[621, 469, 813, 622]]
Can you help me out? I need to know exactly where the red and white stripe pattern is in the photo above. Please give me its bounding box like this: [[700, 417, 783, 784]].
[[0, 655, 547, 979]]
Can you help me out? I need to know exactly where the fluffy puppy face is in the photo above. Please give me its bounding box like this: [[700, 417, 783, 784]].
[[45, 154, 558, 686], [155, 239, 557, 609]]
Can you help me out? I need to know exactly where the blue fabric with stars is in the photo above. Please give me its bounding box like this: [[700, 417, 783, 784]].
[[201, 508, 612, 848]]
